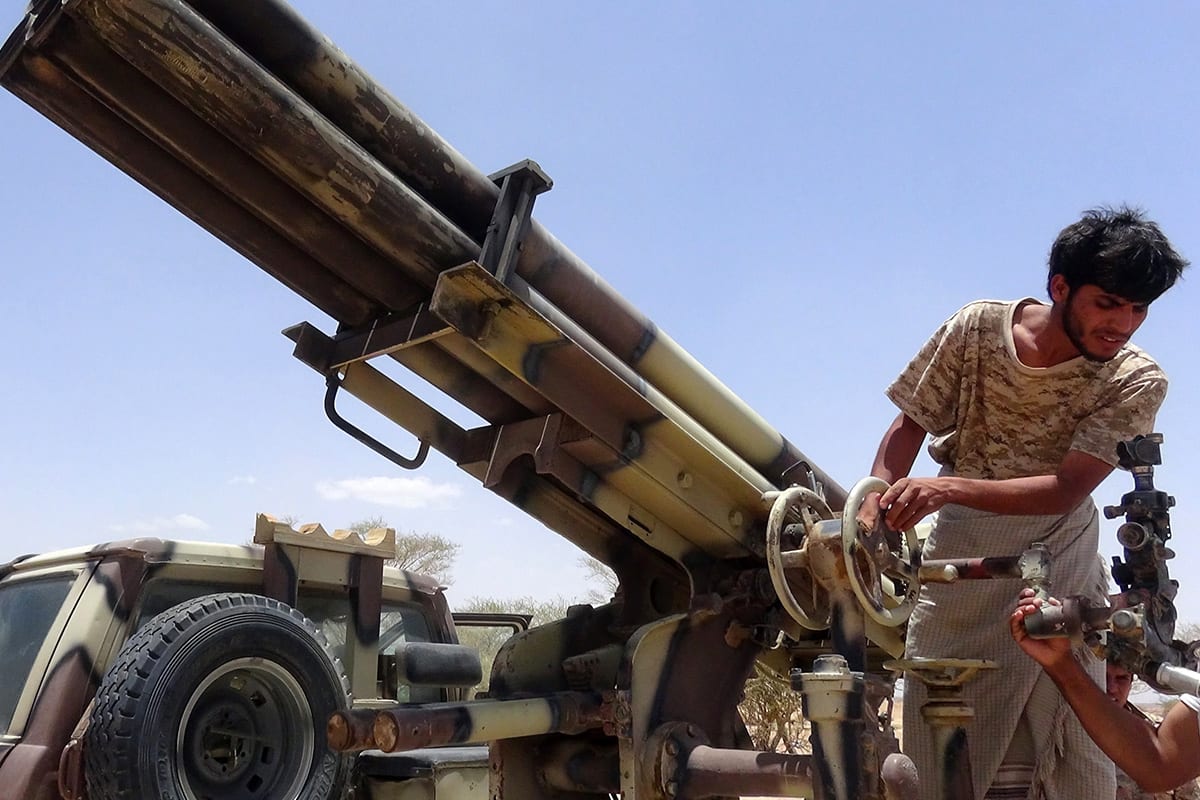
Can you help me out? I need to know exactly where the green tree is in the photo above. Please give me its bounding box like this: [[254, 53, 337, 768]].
[[348, 516, 460, 585], [1176, 621, 1200, 644], [454, 595, 574, 695], [579, 555, 618, 605]]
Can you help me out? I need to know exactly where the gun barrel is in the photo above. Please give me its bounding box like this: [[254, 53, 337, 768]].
[[0, 0, 844, 509], [1154, 663, 1200, 695], [178, 0, 844, 503]]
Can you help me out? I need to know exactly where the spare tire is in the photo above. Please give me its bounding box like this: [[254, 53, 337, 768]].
[[85, 593, 352, 800]]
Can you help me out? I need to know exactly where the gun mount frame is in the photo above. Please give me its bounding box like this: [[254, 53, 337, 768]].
[[3, 2, 1197, 798]]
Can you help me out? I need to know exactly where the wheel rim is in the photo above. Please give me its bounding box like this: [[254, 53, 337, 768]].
[[841, 476, 922, 627], [766, 485, 835, 630], [176, 657, 315, 800]]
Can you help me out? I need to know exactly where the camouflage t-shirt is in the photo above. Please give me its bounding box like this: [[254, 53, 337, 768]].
[[886, 298, 1166, 479]]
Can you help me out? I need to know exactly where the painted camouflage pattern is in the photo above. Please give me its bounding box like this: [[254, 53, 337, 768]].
[[0, 526, 478, 800], [0, 2, 966, 798], [887, 298, 1166, 478], [890, 298, 1166, 799]]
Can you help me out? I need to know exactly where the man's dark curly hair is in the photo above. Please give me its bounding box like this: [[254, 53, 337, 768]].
[[1047, 206, 1189, 304]]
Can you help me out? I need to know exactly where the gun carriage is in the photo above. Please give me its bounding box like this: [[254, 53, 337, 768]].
[[2, 2, 1195, 797]]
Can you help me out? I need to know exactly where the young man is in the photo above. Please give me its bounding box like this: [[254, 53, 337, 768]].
[[1012, 592, 1200, 798], [868, 207, 1187, 798]]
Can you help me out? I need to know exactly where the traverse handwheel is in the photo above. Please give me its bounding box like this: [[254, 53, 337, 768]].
[[841, 477, 922, 627]]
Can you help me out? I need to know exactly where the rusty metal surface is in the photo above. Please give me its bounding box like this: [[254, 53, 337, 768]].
[[369, 692, 605, 753], [72, 0, 475, 286], [680, 745, 814, 799], [430, 263, 769, 559], [327, 708, 379, 752], [537, 739, 621, 795], [0, 26, 381, 325], [918, 556, 1023, 582], [880, 753, 920, 800], [0, 0, 844, 507], [56, 731, 85, 800], [0, 3, 945, 798], [887, 659, 998, 800], [0, 0, 844, 647], [171, 0, 845, 502], [619, 611, 762, 797]]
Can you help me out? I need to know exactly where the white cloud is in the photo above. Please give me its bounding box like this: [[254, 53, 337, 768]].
[[108, 514, 211, 534], [316, 476, 462, 509], [228, 475, 258, 485]]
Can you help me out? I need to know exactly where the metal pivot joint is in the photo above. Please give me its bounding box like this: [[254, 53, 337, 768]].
[[795, 655, 866, 800], [479, 159, 553, 285], [886, 659, 997, 800]]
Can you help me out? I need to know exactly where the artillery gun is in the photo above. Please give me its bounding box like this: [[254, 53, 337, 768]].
[[2, 2, 1196, 798]]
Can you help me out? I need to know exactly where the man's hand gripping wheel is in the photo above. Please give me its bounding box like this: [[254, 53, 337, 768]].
[[844, 477, 923, 627]]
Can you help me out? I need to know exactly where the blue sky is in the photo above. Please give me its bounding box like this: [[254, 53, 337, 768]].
[[2, 3, 1199, 620]]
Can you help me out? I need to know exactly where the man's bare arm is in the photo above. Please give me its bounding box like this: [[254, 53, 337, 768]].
[[1010, 593, 1200, 792], [879, 448, 1114, 532], [870, 411, 926, 484]]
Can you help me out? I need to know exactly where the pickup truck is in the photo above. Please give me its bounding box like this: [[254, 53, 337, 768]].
[[0, 514, 511, 800]]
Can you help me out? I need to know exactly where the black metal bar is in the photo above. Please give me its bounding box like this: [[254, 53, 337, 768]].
[[323, 374, 429, 470], [260, 543, 299, 606], [479, 159, 553, 285]]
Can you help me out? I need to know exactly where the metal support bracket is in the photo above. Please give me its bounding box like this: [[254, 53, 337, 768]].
[[284, 315, 446, 471], [283, 306, 450, 374], [480, 412, 590, 489], [479, 159, 553, 284]]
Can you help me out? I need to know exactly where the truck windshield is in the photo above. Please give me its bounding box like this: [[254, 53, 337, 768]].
[[0, 574, 75, 733]]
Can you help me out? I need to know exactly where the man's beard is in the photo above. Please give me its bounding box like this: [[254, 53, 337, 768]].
[[1063, 291, 1116, 363]]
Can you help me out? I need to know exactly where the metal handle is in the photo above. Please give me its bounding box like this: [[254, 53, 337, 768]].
[[324, 374, 429, 470]]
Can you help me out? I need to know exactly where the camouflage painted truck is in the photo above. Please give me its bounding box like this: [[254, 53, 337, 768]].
[[0, 514, 532, 800], [3, 1, 1197, 799]]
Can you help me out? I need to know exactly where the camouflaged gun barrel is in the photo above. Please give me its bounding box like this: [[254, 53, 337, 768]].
[[176, 0, 844, 504], [0, 0, 845, 514]]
